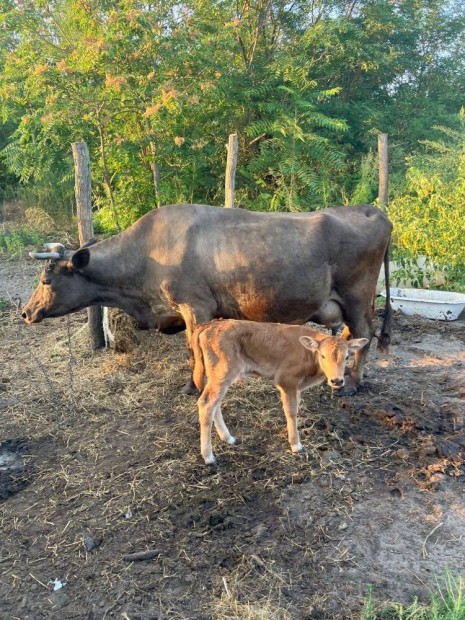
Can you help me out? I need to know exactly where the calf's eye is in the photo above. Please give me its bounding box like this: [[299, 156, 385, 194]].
[[42, 279, 51, 285]]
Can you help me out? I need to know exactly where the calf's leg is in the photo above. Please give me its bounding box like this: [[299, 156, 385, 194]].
[[214, 406, 236, 446], [197, 382, 231, 464], [177, 302, 216, 395], [277, 386, 302, 453]]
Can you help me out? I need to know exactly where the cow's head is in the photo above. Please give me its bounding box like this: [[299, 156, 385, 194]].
[[22, 243, 97, 324], [300, 335, 369, 390]]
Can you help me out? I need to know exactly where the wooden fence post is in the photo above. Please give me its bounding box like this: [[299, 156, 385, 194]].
[[71, 141, 105, 350], [225, 133, 238, 208], [378, 133, 389, 207]]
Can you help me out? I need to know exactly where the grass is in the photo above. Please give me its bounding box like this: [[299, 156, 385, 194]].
[[0, 226, 43, 256], [361, 572, 465, 620]]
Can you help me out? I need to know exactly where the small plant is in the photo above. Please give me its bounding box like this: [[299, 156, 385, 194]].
[[390, 252, 427, 289], [0, 297, 9, 312], [361, 572, 465, 619]]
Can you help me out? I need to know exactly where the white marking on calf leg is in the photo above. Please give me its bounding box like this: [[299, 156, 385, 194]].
[[214, 406, 236, 445]]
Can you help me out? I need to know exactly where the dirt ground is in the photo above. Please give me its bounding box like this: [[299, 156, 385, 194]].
[[1, 255, 464, 620]]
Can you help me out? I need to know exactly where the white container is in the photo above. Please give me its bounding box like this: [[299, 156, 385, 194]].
[[381, 288, 465, 321]]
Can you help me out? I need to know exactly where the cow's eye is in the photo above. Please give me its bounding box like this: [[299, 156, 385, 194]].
[[321, 354, 326, 360], [42, 279, 51, 285]]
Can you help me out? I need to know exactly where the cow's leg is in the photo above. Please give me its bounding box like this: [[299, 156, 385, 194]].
[[214, 406, 236, 446], [277, 385, 302, 454], [343, 308, 374, 393]]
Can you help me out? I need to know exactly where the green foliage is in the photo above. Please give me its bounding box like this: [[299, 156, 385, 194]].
[[352, 151, 378, 204], [389, 113, 465, 287], [389, 250, 429, 290], [0, 0, 464, 231], [0, 226, 43, 256], [361, 573, 465, 619]]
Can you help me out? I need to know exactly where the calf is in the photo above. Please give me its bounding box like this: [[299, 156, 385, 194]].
[[192, 320, 368, 465]]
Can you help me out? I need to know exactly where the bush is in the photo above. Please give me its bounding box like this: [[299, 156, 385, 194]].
[[24, 207, 57, 234], [0, 226, 44, 256], [389, 113, 465, 290]]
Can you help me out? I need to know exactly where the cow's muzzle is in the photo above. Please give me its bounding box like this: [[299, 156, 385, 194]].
[[330, 378, 345, 389], [21, 307, 45, 324]]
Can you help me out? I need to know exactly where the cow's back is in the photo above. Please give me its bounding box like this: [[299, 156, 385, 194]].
[[144, 203, 390, 324]]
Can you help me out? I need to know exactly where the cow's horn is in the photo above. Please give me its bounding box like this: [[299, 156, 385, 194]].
[[29, 251, 62, 260]]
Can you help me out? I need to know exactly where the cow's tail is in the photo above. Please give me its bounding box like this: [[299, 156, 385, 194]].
[[377, 240, 392, 352], [192, 324, 208, 393]]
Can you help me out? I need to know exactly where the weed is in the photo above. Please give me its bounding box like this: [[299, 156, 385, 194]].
[[361, 572, 465, 620]]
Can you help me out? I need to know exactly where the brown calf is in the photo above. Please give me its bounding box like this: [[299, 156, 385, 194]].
[[192, 320, 368, 465]]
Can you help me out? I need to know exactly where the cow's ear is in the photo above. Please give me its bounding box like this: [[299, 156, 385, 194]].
[[71, 248, 90, 271], [299, 335, 319, 351]]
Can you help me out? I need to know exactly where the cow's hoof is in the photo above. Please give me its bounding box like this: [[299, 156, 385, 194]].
[[291, 442, 303, 453], [204, 455, 217, 466], [226, 435, 236, 445]]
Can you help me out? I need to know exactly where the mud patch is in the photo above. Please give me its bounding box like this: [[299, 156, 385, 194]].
[[0, 439, 29, 500]]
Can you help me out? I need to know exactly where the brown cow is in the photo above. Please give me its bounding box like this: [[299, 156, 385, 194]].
[[22, 203, 391, 393], [192, 319, 368, 464]]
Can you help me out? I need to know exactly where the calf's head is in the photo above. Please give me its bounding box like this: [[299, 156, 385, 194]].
[[22, 247, 96, 324], [299, 335, 368, 389]]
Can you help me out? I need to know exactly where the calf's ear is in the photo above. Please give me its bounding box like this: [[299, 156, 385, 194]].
[[347, 338, 369, 352], [71, 248, 90, 271], [299, 335, 319, 351]]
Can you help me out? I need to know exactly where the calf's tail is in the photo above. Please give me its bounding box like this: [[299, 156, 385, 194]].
[[192, 325, 207, 392], [377, 240, 392, 352]]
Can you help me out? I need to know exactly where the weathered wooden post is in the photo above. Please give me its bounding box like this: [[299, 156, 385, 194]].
[[71, 141, 105, 350], [378, 133, 389, 206], [225, 133, 238, 208]]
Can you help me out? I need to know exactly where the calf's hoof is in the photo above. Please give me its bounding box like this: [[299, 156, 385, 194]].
[[203, 454, 217, 466], [226, 435, 236, 445], [291, 442, 303, 453]]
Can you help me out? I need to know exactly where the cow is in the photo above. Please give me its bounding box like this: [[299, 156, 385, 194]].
[[21, 202, 392, 393], [192, 319, 368, 464]]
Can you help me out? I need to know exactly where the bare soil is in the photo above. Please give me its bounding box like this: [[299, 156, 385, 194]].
[[0, 256, 464, 620]]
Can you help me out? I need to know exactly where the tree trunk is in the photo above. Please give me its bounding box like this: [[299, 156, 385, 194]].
[[225, 133, 239, 208], [71, 141, 105, 351], [378, 133, 389, 207]]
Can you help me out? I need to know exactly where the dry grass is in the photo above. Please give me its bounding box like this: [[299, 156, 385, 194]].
[[1, 294, 465, 618], [212, 555, 292, 619]]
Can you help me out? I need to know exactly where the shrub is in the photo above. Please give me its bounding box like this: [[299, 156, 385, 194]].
[[388, 113, 465, 290], [24, 207, 57, 234]]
